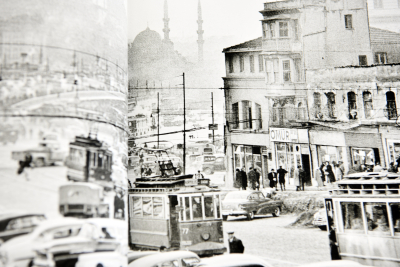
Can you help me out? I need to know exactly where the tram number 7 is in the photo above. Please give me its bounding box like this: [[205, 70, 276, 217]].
[[181, 228, 189, 235]]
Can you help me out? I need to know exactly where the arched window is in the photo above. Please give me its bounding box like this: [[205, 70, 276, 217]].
[[386, 91, 397, 119], [325, 92, 336, 118], [348, 92, 357, 119], [297, 102, 305, 120], [313, 92, 321, 118], [363, 91, 373, 119]]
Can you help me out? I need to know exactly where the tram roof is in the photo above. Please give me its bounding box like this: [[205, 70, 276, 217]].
[[129, 185, 220, 195]]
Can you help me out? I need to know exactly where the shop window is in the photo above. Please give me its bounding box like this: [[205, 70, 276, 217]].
[[363, 91, 373, 119], [250, 55, 255, 73], [351, 147, 378, 170], [258, 55, 264, 72], [318, 146, 343, 165], [373, 0, 383, 8], [240, 56, 244, 72], [386, 91, 397, 120], [283, 60, 291, 82], [279, 21, 289, 37], [313, 92, 322, 118], [375, 52, 387, 64], [231, 103, 239, 129], [293, 19, 299, 40], [341, 202, 364, 233], [347, 92, 357, 119], [325, 92, 336, 118], [364, 202, 389, 235], [344, 14, 353, 29], [359, 55, 367, 66], [390, 203, 400, 235], [228, 55, 234, 73]]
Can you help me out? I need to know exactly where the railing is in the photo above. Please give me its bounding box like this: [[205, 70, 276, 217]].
[[383, 108, 399, 120]]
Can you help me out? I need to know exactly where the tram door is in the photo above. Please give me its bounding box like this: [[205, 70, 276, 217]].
[[169, 195, 180, 248]]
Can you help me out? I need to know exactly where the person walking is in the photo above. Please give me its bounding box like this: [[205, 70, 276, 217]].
[[227, 231, 244, 254], [335, 162, 343, 181], [322, 161, 336, 184], [319, 162, 326, 186], [315, 167, 324, 190], [294, 166, 300, 191], [268, 169, 277, 189], [248, 167, 257, 190], [234, 168, 242, 189], [17, 152, 33, 181], [276, 166, 287, 191], [240, 167, 247, 190], [194, 170, 204, 179], [254, 168, 260, 190], [299, 165, 305, 191]]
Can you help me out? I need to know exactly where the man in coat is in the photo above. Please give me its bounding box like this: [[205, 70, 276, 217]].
[[248, 167, 257, 190], [240, 167, 247, 190], [227, 231, 244, 253], [268, 169, 277, 189], [276, 166, 287, 191], [234, 168, 242, 189], [254, 168, 260, 190]]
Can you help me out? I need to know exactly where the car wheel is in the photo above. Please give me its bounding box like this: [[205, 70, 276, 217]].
[[222, 215, 228, 221], [272, 207, 280, 217], [34, 158, 45, 167], [204, 168, 212, 175], [246, 211, 255, 220]]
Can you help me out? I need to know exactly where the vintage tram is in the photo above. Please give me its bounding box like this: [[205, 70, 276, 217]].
[[65, 134, 113, 190], [128, 143, 226, 256], [326, 172, 400, 267]]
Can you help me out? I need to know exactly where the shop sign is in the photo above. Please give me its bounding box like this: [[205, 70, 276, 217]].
[[270, 128, 298, 142]]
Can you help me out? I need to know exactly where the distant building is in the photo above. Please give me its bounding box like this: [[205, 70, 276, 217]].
[[367, 0, 400, 33]]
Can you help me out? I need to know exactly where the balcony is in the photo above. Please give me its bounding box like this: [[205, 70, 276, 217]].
[[270, 107, 306, 126], [262, 39, 302, 53]]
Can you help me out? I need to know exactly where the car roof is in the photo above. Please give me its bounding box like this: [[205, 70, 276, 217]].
[[0, 213, 45, 222], [127, 251, 160, 263], [128, 251, 199, 266], [196, 254, 273, 267], [298, 260, 373, 267]]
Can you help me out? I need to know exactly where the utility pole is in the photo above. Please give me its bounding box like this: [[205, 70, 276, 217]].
[[211, 92, 214, 145], [183, 73, 186, 175], [157, 92, 160, 148]]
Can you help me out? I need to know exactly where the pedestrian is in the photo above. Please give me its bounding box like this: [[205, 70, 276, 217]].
[[248, 167, 257, 190], [388, 162, 397, 173], [322, 161, 336, 184], [299, 166, 305, 191], [294, 166, 301, 191], [373, 162, 383, 172], [254, 168, 260, 190], [194, 170, 204, 179], [339, 161, 346, 176], [113, 190, 125, 219], [234, 168, 242, 189], [240, 167, 247, 190], [319, 163, 326, 186], [268, 169, 277, 189], [315, 167, 323, 190], [227, 231, 244, 254], [335, 162, 343, 181], [276, 166, 287, 191], [17, 152, 33, 181]]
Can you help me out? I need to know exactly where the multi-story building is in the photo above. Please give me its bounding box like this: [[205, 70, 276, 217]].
[[367, 0, 400, 33], [223, 0, 400, 188]]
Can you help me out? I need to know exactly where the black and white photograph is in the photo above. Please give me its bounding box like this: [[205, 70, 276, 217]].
[[1, 0, 400, 266]]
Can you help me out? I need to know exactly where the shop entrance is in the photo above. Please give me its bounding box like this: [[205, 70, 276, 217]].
[[301, 154, 311, 186]]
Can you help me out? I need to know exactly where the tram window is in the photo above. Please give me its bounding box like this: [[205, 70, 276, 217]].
[[132, 196, 142, 217], [215, 194, 221, 218], [184, 197, 191, 221], [142, 197, 153, 217], [341, 202, 364, 232], [390, 203, 400, 235], [192, 196, 203, 220], [364, 202, 390, 235], [98, 153, 103, 167], [153, 197, 164, 218], [204, 196, 214, 218]]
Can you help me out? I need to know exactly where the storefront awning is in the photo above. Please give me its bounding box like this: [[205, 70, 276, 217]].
[[309, 120, 361, 130]]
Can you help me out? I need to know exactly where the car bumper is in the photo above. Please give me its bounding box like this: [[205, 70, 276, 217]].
[[187, 242, 226, 256], [222, 210, 248, 216]]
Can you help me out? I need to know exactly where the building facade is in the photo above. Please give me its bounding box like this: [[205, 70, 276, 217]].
[[223, 0, 400, 188]]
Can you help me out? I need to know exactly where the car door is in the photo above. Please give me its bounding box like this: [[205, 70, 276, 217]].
[[256, 192, 274, 215], [247, 193, 261, 214]]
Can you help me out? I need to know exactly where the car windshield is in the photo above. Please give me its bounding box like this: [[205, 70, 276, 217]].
[[224, 192, 249, 200]]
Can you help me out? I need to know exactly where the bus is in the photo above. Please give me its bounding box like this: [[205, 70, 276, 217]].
[[65, 135, 113, 190], [325, 171, 400, 266], [128, 145, 226, 257]]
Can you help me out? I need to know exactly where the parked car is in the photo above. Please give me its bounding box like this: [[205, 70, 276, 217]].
[[194, 254, 273, 267], [128, 251, 200, 267], [127, 251, 159, 264], [0, 213, 46, 245], [74, 251, 126, 267], [298, 260, 374, 267], [313, 208, 327, 230], [32, 218, 127, 267], [0, 218, 83, 267], [222, 191, 283, 221]]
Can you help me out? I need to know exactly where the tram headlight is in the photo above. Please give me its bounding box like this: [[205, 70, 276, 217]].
[[201, 233, 210, 241]]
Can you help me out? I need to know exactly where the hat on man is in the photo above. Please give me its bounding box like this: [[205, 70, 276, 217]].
[[227, 231, 234, 234]]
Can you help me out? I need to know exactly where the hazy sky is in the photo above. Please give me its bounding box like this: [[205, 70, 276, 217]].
[[128, 0, 266, 42]]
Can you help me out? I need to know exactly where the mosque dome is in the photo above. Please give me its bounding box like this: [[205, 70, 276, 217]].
[[133, 27, 162, 49]]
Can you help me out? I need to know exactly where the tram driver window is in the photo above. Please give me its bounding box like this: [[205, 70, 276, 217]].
[[364, 202, 390, 235], [390, 203, 400, 235], [341, 202, 364, 232], [192, 196, 203, 220], [204, 196, 214, 219]]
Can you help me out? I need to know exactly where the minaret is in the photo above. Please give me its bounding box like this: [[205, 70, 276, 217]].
[[197, 0, 204, 64], [163, 0, 170, 42]]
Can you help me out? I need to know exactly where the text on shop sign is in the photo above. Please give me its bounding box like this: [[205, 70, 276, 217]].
[[270, 128, 298, 142]]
